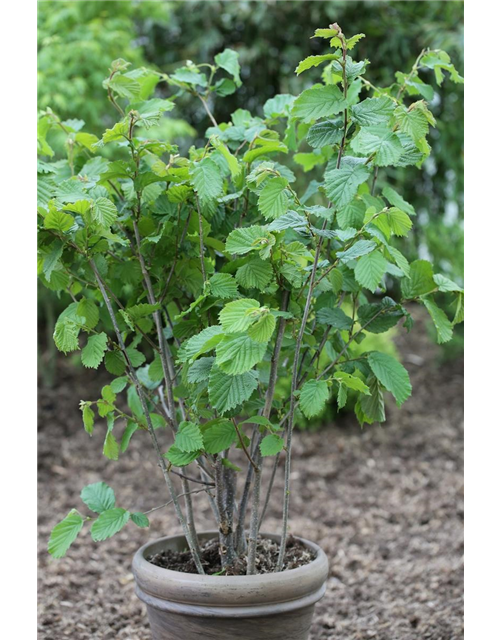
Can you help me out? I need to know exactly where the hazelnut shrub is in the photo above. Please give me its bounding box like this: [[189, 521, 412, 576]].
[[38, 24, 464, 574]]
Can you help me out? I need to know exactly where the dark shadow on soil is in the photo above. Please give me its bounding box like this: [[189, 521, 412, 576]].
[[38, 308, 463, 639]]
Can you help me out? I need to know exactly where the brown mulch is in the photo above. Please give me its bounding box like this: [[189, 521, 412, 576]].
[[37, 309, 463, 639]]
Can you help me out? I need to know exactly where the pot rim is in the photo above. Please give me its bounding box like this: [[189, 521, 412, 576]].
[[132, 530, 329, 610]]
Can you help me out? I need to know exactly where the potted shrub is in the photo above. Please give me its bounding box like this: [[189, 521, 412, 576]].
[[38, 23, 464, 640]]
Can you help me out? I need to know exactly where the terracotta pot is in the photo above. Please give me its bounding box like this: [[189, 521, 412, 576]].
[[132, 530, 328, 640]]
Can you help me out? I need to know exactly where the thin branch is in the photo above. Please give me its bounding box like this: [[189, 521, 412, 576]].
[[232, 419, 258, 472], [143, 488, 211, 515]]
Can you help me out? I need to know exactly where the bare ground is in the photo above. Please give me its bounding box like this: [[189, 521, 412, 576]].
[[38, 310, 463, 639]]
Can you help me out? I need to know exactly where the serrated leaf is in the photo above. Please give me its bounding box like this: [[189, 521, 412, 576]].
[[292, 84, 346, 122], [380, 208, 413, 237], [368, 352, 411, 407], [219, 298, 261, 332], [421, 296, 453, 344], [131, 512, 150, 528], [165, 446, 200, 467], [258, 177, 289, 220], [360, 376, 386, 423], [81, 402, 95, 435], [90, 508, 130, 541], [236, 259, 274, 291], [260, 434, 285, 456], [44, 208, 75, 233], [81, 333, 107, 369], [394, 104, 429, 143], [401, 260, 435, 298], [351, 97, 396, 126], [382, 186, 415, 216], [299, 379, 330, 418], [306, 119, 343, 148], [53, 318, 80, 354], [333, 371, 370, 394], [209, 273, 238, 299], [203, 421, 237, 454], [216, 334, 268, 375], [324, 157, 370, 208], [208, 366, 258, 414], [77, 299, 99, 329], [354, 251, 388, 292], [103, 431, 119, 461], [187, 357, 215, 384], [295, 53, 340, 75], [357, 300, 404, 334], [178, 326, 224, 363], [190, 157, 223, 204], [337, 239, 376, 263], [433, 274, 463, 293], [248, 313, 276, 343], [105, 350, 127, 376], [174, 422, 204, 453], [226, 225, 274, 255], [316, 307, 353, 330], [351, 126, 403, 167], [92, 198, 118, 226], [80, 482, 115, 514], [215, 48, 241, 85], [48, 510, 84, 558]]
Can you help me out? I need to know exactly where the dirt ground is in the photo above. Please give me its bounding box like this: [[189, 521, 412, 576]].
[[38, 310, 464, 640]]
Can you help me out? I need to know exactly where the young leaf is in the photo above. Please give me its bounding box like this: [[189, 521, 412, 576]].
[[219, 298, 261, 332], [165, 446, 201, 467], [208, 367, 259, 414], [299, 379, 330, 418], [190, 157, 223, 204], [48, 509, 85, 558], [215, 49, 241, 85], [203, 421, 237, 454], [92, 197, 118, 226], [80, 402, 95, 435], [216, 334, 268, 375], [174, 422, 204, 453], [401, 260, 435, 298], [333, 371, 370, 394], [236, 259, 273, 291], [295, 53, 339, 75], [260, 434, 285, 456], [130, 512, 150, 528], [354, 251, 388, 292], [324, 157, 370, 209], [81, 333, 107, 369], [225, 226, 274, 255], [90, 508, 130, 541], [292, 84, 346, 122], [258, 177, 289, 220], [103, 431, 120, 461], [368, 352, 412, 407], [248, 313, 277, 343], [80, 482, 116, 514], [351, 126, 403, 166], [421, 296, 453, 344]]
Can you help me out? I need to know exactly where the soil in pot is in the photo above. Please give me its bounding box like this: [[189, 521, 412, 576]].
[[147, 534, 315, 575]]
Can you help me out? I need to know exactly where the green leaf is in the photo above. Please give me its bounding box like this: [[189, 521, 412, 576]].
[[165, 446, 200, 467], [242, 141, 288, 163], [81, 402, 95, 435], [105, 350, 127, 376], [211, 136, 241, 178], [92, 197, 118, 226], [351, 126, 403, 166], [81, 333, 107, 369], [333, 371, 370, 394], [80, 482, 115, 514], [103, 431, 120, 461], [187, 357, 215, 384], [178, 326, 224, 363], [299, 379, 330, 418], [53, 318, 80, 354], [263, 94, 296, 118], [379, 207, 413, 237], [219, 298, 261, 332], [316, 307, 353, 330], [90, 508, 130, 541], [394, 103, 430, 143], [306, 119, 343, 148], [433, 274, 463, 293], [121, 420, 139, 452], [215, 49, 241, 85], [77, 299, 100, 329], [216, 334, 268, 375], [354, 251, 388, 292], [226, 225, 274, 256], [209, 273, 239, 299], [208, 366, 258, 414], [221, 458, 242, 472], [421, 296, 453, 344], [236, 259, 273, 291], [295, 53, 339, 75], [382, 186, 415, 216], [324, 157, 370, 208], [360, 376, 386, 424], [260, 434, 285, 456], [48, 509, 84, 558], [357, 300, 404, 334], [292, 84, 346, 122], [351, 97, 396, 126], [131, 512, 150, 528], [258, 177, 289, 220], [368, 352, 412, 407], [44, 208, 75, 233], [190, 157, 223, 204], [174, 422, 204, 453], [337, 239, 376, 263], [401, 260, 435, 298], [248, 313, 277, 343], [203, 421, 237, 454]]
